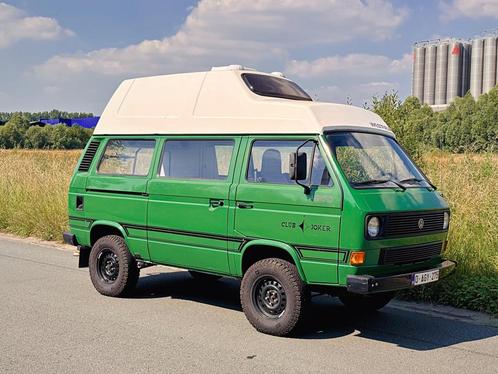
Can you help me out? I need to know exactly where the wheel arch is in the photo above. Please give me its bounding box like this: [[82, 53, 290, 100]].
[[89, 220, 128, 246], [240, 239, 306, 282]]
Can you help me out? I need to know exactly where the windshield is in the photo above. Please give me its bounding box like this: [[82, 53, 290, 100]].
[[326, 132, 430, 189]]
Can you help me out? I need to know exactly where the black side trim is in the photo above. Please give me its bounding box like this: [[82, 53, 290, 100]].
[[295, 245, 348, 263], [72, 218, 344, 260], [123, 223, 244, 243], [86, 188, 149, 197], [78, 141, 100, 172], [68, 216, 94, 223]]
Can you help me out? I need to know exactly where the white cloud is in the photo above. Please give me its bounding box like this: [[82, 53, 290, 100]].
[[286, 53, 410, 104], [285, 53, 412, 79], [306, 81, 400, 104], [440, 0, 498, 20], [33, 0, 407, 79], [0, 2, 73, 48]]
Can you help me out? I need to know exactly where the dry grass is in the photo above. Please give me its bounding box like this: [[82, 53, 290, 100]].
[[420, 152, 498, 276], [0, 150, 80, 240], [0, 149, 496, 277]]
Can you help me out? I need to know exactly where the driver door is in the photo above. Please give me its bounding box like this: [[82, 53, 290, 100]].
[[233, 136, 343, 284]]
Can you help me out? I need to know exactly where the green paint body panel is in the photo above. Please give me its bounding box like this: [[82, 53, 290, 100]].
[[67, 134, 450, 288]]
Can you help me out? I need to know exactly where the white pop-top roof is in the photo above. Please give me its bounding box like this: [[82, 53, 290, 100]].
[[94, 67, 393, 137]]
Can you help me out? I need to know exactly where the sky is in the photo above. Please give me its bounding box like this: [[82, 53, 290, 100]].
[[1, 0, 498, 114]]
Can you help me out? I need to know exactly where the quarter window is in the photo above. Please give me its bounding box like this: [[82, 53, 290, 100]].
[[159, 140, 234, 180], [98, 139, 155, 176], [247, 140, 331, 186]]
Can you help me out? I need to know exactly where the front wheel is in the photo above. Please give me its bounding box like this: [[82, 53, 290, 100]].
[[240, 258, 306, 336], [89, 235, 139, 297], [339, 291, 395, 312]]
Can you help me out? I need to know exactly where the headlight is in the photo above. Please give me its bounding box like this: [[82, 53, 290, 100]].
[[443, 211, 450, 230], [367, 216, 381, 237]]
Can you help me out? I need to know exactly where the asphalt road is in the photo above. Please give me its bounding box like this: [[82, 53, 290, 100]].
[[0, 236, 497, 374]]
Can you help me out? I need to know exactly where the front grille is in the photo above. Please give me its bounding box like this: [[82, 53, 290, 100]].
[[379, 242, 443, 265], [78, 141, 100, 172], [381, 210, 447, 238]]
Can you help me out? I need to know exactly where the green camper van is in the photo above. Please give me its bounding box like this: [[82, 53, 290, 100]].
[[64, 66, 455, 336]]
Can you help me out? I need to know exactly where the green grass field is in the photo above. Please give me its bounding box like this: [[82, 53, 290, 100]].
[[0, 149, 496, 313]]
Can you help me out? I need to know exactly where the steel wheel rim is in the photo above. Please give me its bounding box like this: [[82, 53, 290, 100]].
[[97, 249, 119, 283], [252, 276, 287, 318]]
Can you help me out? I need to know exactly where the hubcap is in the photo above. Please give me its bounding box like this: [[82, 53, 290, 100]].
[[97, 249, 119, 283], [253, 277, 287, 318]]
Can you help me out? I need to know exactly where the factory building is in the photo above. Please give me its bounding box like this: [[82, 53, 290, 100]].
[[412, 33, 498, 109]]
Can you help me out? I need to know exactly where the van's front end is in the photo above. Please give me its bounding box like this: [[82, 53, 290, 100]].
[[323, 130, 455, 297]]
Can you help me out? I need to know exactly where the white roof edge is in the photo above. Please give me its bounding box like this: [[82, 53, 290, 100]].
[[94, 69, 394, 137]]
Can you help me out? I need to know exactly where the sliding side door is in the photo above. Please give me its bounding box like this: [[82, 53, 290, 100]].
[[147, 137, 240, 274]]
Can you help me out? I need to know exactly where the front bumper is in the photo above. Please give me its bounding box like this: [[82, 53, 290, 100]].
[[346, 260, 456, 294]]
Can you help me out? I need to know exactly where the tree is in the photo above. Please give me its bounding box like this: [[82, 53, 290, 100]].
[[25, 126, 52, 149]]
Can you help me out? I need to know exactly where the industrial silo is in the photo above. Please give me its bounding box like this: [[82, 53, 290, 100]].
[[447, 41, 463, 103], [461, 43, 472, 96], [435, 43, 449, 105], [470, 38, 484, 98], [482, 36, 497, 93], [423, 44, 437, 105], [412, 46, 425, 103]]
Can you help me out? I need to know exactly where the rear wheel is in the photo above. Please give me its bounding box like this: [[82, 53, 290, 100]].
[[89, 235, 139, 297], [188, 270, 222, 281], [339, 291, 395, 312], [240, 258, 306, 336]]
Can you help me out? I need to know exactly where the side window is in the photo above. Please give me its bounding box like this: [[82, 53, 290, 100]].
[[98, 139, 155, 176], [247, 140, 331, 186], [159, 139, 234, 180]]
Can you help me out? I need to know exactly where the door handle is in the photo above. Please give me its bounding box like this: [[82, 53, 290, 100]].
[[237, 202, 254, 209], [210, 199, 224, 208]]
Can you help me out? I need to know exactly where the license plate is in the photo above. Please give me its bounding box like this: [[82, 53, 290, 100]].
[[412, 269, 439, 286]]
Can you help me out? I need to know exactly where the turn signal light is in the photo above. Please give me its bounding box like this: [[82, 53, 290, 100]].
[[350, 251, 366, 265]]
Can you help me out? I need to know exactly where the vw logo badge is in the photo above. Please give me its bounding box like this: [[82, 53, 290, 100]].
[[418, 218, 425, 229]]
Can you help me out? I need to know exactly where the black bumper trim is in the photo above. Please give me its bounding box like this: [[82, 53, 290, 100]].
[[63, 232, 78, 246], [346, 260, 456, 294]]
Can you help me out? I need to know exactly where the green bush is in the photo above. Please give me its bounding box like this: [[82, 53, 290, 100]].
[[0, 109, 94, 123], [1, 122, 92, 150], [0, 110, 94, 150], [25, 126, 51, 149], [371, 87, 498, 156]]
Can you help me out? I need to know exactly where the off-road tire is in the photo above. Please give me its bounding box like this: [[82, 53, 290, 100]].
[[240, 258, 306, 336], [188, 270, 222, 281], [339, 291, 395, 312], [89, 235, 139, 297]]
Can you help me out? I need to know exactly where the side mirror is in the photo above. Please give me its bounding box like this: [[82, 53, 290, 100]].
[[289, 152, 307, 181]]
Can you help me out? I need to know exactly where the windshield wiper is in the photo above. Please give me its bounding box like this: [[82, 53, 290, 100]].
[[398, 177, 437, 190], [353, 179, 406, 191], [398, 177, 423, 184]]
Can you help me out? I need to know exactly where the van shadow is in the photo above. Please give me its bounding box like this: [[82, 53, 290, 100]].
[[131, 270, 498, 350]]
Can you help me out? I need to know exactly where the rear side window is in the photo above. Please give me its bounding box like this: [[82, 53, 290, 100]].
[[97, 139, 155, 176], [242, 73, 312, 101], [159, 140, 234, 180], [247, 140, 331, 186]]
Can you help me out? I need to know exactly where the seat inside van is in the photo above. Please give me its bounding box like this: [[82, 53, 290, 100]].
[[160, 140, 225, 180], [259, 149, 289, 183]]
